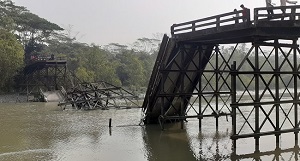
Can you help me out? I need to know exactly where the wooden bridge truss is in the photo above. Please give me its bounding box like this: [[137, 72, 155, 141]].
[[156, 38, 300, 154], [143, 5, 300, 154], [156, 43, 232, 130], [231, 39, 300, 153], [58, 81, 141, 110]]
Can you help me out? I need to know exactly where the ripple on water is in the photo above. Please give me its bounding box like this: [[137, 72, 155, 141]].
[[0, 149, 56, 161]]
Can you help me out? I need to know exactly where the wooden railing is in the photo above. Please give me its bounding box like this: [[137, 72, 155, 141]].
[[29, 55, 66, 63], [171, 9, 250, 35], [171, 5, 300, 36], [254, 5, 300, 25]]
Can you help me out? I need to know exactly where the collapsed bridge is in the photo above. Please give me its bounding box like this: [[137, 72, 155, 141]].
[[142, 5, 300, 153]]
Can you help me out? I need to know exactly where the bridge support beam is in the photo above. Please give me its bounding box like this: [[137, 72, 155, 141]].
[[199, 44, 233, 131], [230, 38, 300, 154], [157, 42, 233, 130], [157, 43, 217, 129]]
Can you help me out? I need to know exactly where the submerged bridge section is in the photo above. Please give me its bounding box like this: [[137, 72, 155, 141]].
[[143, 5, 300, 153]]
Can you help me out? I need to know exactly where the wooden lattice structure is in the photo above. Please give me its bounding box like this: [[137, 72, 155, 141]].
[[143, 5, 300, 154], [16, 57, 70, 101], [58, 81, 141, 110]]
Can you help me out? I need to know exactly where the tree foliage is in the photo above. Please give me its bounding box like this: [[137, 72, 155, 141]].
[[0, 0, 63, 64], [0, 29, 24, 92]]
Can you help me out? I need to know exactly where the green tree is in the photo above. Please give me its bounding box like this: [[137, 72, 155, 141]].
[[0, 0, 64, 64], [76, 45, 121, 85], [75, 67, 95, 83], [132, 37, 160, 54], [116, 51, 145, 87], [0, 29, 24, 92], [0, 0, 27, 31]]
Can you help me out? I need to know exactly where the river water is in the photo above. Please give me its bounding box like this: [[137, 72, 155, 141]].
[[0, 102, 299, 161]]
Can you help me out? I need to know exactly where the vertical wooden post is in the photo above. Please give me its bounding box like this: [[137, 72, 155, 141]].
[[180, 45, 185, 129], [215, 46, 219, 130], [246, 9, 251, 25], [216, 17, 220, 31], [275, 39, 280, 149], [293, 39, 299, 146], [291, 8, 296, 20], [199, 47, 202, 131], [254, 8, 258, 26], [192, 23, 196, 32], [171, 25, 175, 36], [109, 118, 112, 136], [231, 61, 237, 153], [109, 118, 112, 127], [254, 41, 260, 153], [234, 10, 239, 24]]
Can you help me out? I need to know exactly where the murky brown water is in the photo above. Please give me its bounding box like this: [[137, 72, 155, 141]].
[[0, 102, 299, 161]]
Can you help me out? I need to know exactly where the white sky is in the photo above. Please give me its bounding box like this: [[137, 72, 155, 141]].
[[11, 0, 294, 45]]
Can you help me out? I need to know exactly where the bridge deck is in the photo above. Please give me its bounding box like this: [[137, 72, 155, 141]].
[[171, 5, 300, 44], [24, 59, 67, 74]]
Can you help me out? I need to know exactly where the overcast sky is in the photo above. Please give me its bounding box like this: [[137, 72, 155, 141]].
[[11, 0, 294, 45]]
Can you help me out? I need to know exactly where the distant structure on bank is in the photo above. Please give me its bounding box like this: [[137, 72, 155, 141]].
[[15, 55, 70, 102], [16, 55, 141, 109]]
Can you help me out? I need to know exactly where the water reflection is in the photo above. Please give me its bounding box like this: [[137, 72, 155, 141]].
[[143, 123, 197, 161], [198, 130, 232, 160], [231, 146, 300, 161]]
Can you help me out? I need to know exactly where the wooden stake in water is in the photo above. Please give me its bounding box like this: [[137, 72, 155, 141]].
[[109, 118, 112, 127]]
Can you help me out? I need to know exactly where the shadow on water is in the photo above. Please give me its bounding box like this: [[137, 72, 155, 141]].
[[231, 146, 300, 161], [142, 121, 300, 161], [195, 127, 300, 161], [142, 123, 197, 161]]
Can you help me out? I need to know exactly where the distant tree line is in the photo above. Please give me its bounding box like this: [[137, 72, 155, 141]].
[[0, 0, 160, 93], [0, 0, 297, 93]]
